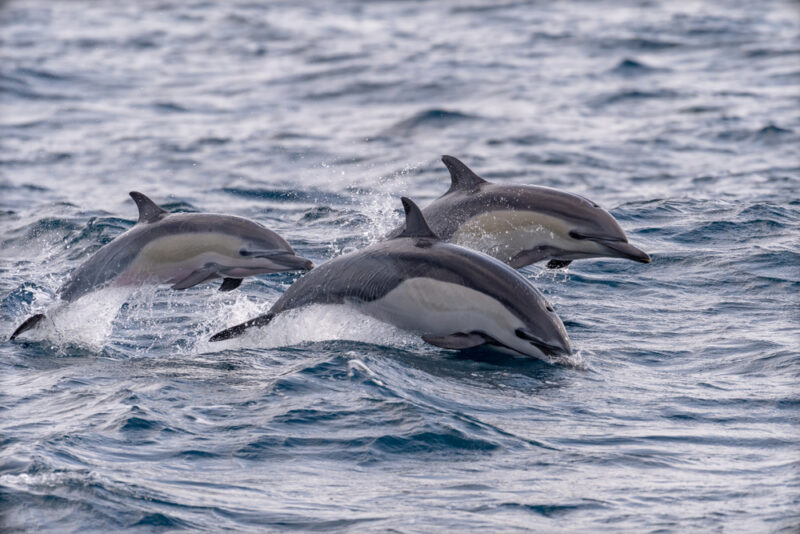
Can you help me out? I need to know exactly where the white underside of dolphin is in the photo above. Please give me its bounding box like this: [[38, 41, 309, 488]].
[[358, 277, 540, 357], [449, 209, 608, 265], [117, 232, 306, 289]]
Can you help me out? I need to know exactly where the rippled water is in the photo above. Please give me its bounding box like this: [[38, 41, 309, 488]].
[[1, 1, 799, 532]]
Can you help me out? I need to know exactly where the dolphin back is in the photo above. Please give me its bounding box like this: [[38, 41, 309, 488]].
[[58, 233, 140, 302]]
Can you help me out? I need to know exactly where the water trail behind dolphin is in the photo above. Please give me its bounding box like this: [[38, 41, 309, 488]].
[[15, 287, 133, 351], [196, 303, 420, 354]]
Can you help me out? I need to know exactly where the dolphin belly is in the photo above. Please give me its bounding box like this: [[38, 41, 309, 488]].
[[134, 232, 243, 268], [450, 209, 605, 266], [120, 250, 230, 286], [119, 232, 307, 287], [357, 277, 542, 357]]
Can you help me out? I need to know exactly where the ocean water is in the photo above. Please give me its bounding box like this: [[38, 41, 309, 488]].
[[1, 0, 799, 532]]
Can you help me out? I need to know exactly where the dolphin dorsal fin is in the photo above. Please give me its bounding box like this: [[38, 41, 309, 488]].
[[396, 197, 438, 239], [442, 155, 487, 194], [129, 191, 168, 224]]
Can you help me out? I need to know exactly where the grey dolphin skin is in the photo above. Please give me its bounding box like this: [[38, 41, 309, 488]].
[[9, 192, 313, 340], [388, 155, 651, 269], [210, 197, 571, 362]]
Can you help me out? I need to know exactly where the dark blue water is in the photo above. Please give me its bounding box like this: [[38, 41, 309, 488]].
[[2, 1, 799, 532]]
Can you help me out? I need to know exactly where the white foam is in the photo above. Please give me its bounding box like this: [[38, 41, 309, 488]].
[[549, 348, 587, 370], [198, 303, 419, 353], [354, 162, 419, 244], [20, 287, 133, 351], [347, 356, 386, 386], [0, 470, 100, 491]]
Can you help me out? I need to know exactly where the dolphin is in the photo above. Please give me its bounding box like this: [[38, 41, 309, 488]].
[[210, 197, 571, 362], [9, 191, 313, 340], [388, 155, 650, 269]]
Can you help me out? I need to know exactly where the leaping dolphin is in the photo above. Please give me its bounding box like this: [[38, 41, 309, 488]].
[[9, 192, 313, 340], [388, 155, 651, 269], [210, 197, 571, 362]]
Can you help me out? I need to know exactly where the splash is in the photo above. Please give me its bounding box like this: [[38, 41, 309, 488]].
[[14, 287, 133, 351], [198, 303, 420, 353], [346, 356, 386, 386], [550, 348, 588, 370], [355, 162, 421, 244]]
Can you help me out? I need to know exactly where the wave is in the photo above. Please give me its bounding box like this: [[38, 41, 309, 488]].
[[607, 58, 666, 76], [383, 109, 481, 137]]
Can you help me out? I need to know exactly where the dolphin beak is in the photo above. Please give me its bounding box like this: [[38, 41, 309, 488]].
[[515, 328, 572, 357], [598, 240, 651, 264], [272, 254, 314, 271], [532, 338, 571, 357]]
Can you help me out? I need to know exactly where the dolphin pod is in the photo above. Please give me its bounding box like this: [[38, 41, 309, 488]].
[[389, 156, 650, 269], [209, 197, 572, 361], [11, 156, 651, 362], [9, 192, 313, 340]]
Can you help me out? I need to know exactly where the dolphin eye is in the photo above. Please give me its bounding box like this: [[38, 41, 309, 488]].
[[239, 249, 252, 256], [546, 304, 554, 312], [569, 231, 587, 240]]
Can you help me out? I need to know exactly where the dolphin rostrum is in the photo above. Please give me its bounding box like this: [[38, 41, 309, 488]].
[[210, 197, 571, 362], [388, 155, 651, 269], [9, 191, 313, 340]]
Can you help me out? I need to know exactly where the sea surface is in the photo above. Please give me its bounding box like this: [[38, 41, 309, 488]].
[[1, 1, 799, 532]]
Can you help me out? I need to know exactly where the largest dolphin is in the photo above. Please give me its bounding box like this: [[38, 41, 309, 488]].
[[9, 192, 312, 340], [388, 156, 650, 269], [210, 197, 571, 362]]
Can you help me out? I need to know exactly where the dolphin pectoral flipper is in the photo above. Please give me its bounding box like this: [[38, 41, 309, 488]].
[[171, 266, 220, 290], [219, 278, 243, 292], [508, 247, 555, 269], [10, 313, 46, 340], [422, 333, 487, 349], [546, 260, 572, 269]]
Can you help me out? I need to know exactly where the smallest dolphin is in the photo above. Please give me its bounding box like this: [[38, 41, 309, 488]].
[[389, 156, 650, 269], [9, 192, 313, 340]]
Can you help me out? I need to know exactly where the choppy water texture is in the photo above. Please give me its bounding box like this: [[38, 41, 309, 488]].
[[2, 1, 799, 532]]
